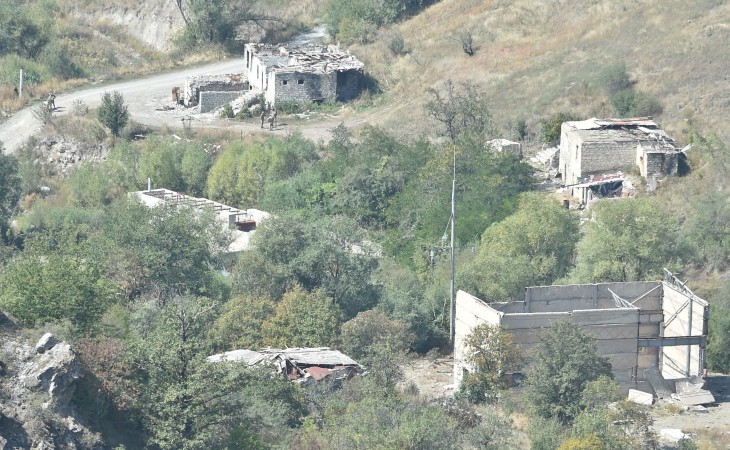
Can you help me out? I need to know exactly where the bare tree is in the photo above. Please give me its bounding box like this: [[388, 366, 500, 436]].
[[425, 80, 493, 143]]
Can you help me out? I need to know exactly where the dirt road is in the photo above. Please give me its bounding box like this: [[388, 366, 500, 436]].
[[0, 57, 361, 154]]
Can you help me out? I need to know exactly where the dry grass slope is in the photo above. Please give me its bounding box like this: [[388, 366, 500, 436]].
[[351, 0, 730, 145]]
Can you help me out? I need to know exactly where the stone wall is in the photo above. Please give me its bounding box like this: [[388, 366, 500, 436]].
[[267, 71, 337, 106], [639, 148, 679, 178], [199, 91, 243, 113], [580, 141, 636, 178]]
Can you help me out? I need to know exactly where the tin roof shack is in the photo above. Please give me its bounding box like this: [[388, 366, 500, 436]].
[[184, 74, 249, 112], [243, 43, 364, 106], [559, 118, 682, 200], [207, 348, 362, 385], [130, 188, 269, 253], [454, 270, 709, 394]]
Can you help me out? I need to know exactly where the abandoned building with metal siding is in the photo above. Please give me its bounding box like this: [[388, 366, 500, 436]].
[[454, 271, 709, 393], [243, 43, 365, 106], [559, 118, 681, 200]]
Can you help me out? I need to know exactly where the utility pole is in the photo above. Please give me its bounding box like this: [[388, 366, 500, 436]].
[[449, 146, 456, 345]]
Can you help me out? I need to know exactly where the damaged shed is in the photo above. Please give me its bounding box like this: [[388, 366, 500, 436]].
[[207, 347, 362, 384]]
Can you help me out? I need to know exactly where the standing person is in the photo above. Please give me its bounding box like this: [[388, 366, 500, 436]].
[[260, 108, 266, 129], [272, 108, 278, 128], [47, 92, 56, 111], [268, 112, 274, 130]]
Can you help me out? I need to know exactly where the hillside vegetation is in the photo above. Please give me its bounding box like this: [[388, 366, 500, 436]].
[[2, 1, 730, 448], [350, 0, 730, 144]]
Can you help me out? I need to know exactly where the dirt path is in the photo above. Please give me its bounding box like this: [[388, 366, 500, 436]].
[[0, 57, 365, 154]]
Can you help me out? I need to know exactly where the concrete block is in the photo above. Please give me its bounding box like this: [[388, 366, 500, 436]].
[[628, 389, 654, 405], [671, 390, 715, 406], [660, 429, 688, 442]]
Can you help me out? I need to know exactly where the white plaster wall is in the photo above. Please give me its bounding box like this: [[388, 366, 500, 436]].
[[661, 284, 707, 378], [453, 291, 503, 386]]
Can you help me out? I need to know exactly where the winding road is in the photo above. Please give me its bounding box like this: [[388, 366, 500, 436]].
[[0, 56, 359, 154]]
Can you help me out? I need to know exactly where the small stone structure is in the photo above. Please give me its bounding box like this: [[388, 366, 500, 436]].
[[559, 118, 683, 200], [454, 270, 709, 393], [183, 73, 249, 112], [243, 43, 364, 106]]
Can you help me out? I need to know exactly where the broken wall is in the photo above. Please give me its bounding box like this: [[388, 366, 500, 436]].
[[661, 283, 708, 379], [638, 149, 679, 178], [199, 91, 242, 113], [266, 71, 337, 106], [453, 290, 503, 386]]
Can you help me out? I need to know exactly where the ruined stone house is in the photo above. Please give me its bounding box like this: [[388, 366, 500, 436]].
[[559, 118, 684, 202], [454, 270, 709, 393], [243, 43, 364, 106]]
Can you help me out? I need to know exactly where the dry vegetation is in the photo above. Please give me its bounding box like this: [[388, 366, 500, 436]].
[[348, 0, 730, 145]]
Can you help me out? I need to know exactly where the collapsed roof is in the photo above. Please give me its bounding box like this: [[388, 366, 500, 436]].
[[245, 43, 365, 74], [207, 347, 362, 383], [564, 117, 678, 152]]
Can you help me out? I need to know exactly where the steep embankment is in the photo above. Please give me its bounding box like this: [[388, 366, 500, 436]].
[[57, 0, 184, 51], [351, 0, 730, 144]]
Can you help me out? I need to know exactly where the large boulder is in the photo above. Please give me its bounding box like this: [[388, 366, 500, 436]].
[[22, 341, 80, 408], [35, 333, 59, 354]]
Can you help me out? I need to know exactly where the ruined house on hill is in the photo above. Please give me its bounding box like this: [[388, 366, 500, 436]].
[[243, 43, 365, 106], [559, 118, 686, 202]]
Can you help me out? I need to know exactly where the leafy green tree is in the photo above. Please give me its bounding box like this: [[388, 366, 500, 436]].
[[67, 141, 142, 207], [425, 79, 494, 144], [0, 0, 52, 58], [263, 288, 344, 348], [0, 149, 21, 240], [465, 193, 578, 302], [207, 134, 318, 208], [211, 294, 276, 351], [98, 91, 129, 137], [375, 260, 447, 352], [525, 320, 613, 424], [459, 323, 523, 404], [331, 162, 405, 228], [541, 112, 581, 144], [706, 282, 730, 372], [128, 295, 304, 449], [340, 308, 414, 360], [568, 198, 679, 283], [0, 228, 116, 332], [324, 0, 430, 44], [681, 190, 730, 271], [176, 0, 282, 51], [597, 62, 633, 96], [101, 200, 229, 300], [232, 213, 379, 318]]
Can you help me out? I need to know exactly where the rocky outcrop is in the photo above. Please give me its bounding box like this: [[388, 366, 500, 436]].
[[0, 315, 104, 449], [23, 337, 80, 410]]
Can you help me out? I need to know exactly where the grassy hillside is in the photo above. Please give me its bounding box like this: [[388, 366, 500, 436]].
[[350, 0, 730, 145]]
